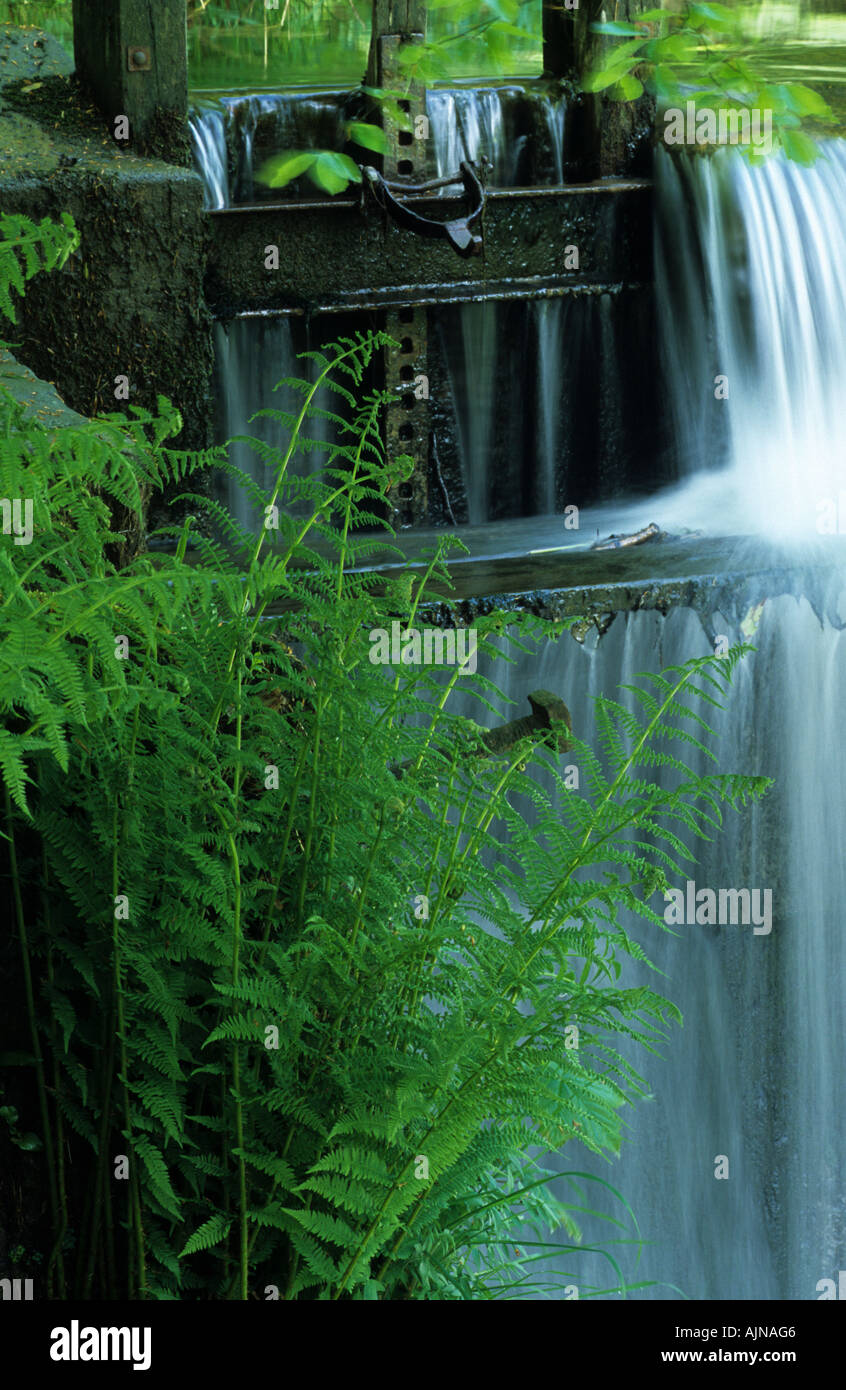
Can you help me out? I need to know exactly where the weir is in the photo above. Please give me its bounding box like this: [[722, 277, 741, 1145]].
[[1, 0, 844, 1303]]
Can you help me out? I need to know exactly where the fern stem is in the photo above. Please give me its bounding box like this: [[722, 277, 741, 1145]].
[[226, 826, 249, 1301], [3, 787, 61, 1267], [110, 798, 146, 1297], [42, 856, 67, 1299], [83, 1015, 116, 1299], [230, 666, 249, 1299]]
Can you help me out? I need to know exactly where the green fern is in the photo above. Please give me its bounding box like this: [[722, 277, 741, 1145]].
[[0, 211, 771, 1302]]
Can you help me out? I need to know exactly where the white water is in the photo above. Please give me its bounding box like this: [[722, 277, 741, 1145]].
[[188, 104, 229, 210], [539, 92, 567, 186], [189, 92, 349, 208], [535, 299, 563, 515], [427, 87, 512, 188], [457, 584, 846, 1300], [426, 86, 567, 189], [214, 318, 336, 532], [655, 141, 846, 539], [439, 303, 500, 524], [190, 87, 569, 207], [462, 137, 846, 1298]]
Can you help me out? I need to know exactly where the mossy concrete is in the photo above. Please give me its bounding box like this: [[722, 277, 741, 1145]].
[[207, 182, 652, 315], [0, 27, 213, 528], [0, 344, 87, 428]]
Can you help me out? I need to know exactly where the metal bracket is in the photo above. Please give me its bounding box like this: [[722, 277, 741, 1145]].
[[127, 46, 152, 72], [364, 161, 485, 258], [391, 690, 572, 778]]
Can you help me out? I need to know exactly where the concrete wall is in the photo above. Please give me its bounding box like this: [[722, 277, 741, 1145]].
[[0, 27, 213, 475]]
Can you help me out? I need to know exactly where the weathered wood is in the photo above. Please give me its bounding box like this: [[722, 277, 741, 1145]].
[[71, 0, 187, 144]]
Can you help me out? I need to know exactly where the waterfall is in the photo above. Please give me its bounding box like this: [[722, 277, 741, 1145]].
[[535, 299, 563, 515], [190, 92, 351, 208], [427, 87, 513, 187], [656, 141, 846, 537], [539, 92, 567, 186], [438, 302, 500, 525], [436, 292, 642, 524], [191, 85, 569, 208], [214, 317, 338, 532], [451, 135, 846, 1298], [453, 578, 846, 1300], [189, 103, 229, 211], [426, 85, 565, 188]]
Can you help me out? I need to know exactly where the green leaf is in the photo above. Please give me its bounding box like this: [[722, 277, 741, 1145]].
[[654, 64, 683, 102], [687, 2, 737, 30], [14, 1131, 42, 1152], [255, 151, 317, 189], [782, 83, 833, 120], [309, 152, 362, 196], [179, 1213, 232, 1258], [779, 128, 819, 166], [615, 74, 644, 102], [485, 0, 520, 21], [347, 122, 389, 155]]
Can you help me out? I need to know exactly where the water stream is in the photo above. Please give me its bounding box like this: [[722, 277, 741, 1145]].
[[655, 139, 846, 537], [196, 78, 846, 1298], [456, 581, 846, 1301], [189, 84, 568, 210]]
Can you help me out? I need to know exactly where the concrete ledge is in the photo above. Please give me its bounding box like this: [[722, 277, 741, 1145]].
[[206, 181, 652, 315]]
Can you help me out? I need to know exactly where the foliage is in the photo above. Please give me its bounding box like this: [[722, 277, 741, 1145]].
[[0, 212, 771, 1300], [257, 122, 388, 196], [255, 0, 538, 194], [585, 1, 837, 164], [0, 211, 78, 323]]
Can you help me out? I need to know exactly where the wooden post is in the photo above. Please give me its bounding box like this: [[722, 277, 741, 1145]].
[[544, 0, 653, 180], [71, 0, 187, 146]]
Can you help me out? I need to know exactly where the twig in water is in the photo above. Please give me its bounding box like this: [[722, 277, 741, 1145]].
[[432, 431, 457, 527]]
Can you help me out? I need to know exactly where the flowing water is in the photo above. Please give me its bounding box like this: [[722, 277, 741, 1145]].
[[473, 140, 846, 1299], [214, 317, 339, 531], [189, 91, 355, 208], [457, 581, 846, 1300], [190, 84, 568, 209], [655, 140, 846, 537], [195, 67, 846, 1297]]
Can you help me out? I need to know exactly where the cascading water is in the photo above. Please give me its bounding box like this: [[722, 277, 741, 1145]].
[[190, 85, 569, 207], [189, 91, 353, 208], [188, 103, 229, 210], [435, 292, 643, 524], [539, 92, 567, 186], [426, 86, 567, 188], [427, 87, 512, 187], [448, 138, 846, 1298], [655, 140, 846, 536], [535, 299, 563, 515], [439, 302, 500, 525], [214, 317, 338, 531], [458, 584, 846, 1300]]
